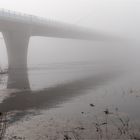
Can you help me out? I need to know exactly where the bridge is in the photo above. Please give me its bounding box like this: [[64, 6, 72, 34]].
[[0, 9, 106, 70]]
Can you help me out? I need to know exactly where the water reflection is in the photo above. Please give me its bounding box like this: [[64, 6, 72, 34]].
[[7, 69, 30, 89], [0, 67, 119, 122]]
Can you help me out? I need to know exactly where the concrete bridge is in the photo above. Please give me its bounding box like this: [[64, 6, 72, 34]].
[[0, 9, 105, 70]]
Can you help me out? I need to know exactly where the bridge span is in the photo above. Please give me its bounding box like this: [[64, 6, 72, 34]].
[[0, 9, 108, 70]]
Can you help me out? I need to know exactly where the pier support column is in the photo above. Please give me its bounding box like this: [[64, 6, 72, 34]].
[[3, 31, 30, 70], [2, 31, 30, 89]]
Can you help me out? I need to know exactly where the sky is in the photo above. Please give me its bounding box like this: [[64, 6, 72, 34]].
[[0, 0, 140, 67]]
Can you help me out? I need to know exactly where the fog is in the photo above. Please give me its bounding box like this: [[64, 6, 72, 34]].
[[1, 1, 140, 139], [0, 0, 140, 67]]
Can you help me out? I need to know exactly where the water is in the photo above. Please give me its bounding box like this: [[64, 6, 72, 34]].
[[0, 60, 140, 139]]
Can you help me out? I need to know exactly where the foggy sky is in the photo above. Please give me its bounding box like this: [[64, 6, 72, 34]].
[[0, 0, 140, 67]]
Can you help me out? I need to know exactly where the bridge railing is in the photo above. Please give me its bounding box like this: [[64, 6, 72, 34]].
[[0, 9, 32, 22], [0, 8, 56, 25]]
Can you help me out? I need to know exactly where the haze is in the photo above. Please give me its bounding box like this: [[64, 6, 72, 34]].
[[1, 1, 140, 139], [0, 0, 140, 67]]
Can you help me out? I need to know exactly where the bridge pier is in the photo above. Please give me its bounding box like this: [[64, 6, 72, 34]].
[[2, 31, 30, 89], [3, 31, 30, 70]]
